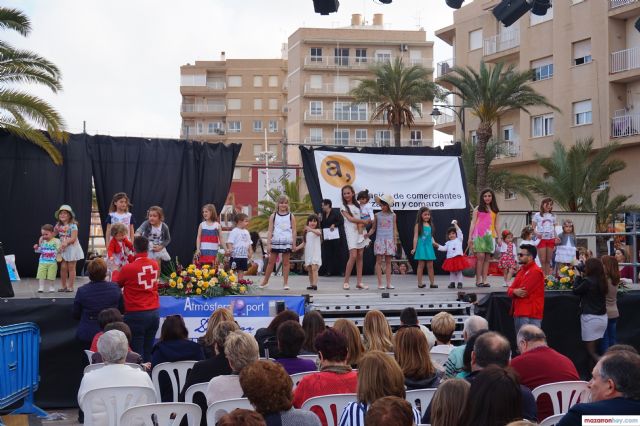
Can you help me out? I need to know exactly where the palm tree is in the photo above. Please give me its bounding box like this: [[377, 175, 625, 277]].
[[440, 61, 557, 198], [461, 138, 534, 207], [249, 176, 314, 234], [0, 8, 67, 164], [350, 57, 439, 147]]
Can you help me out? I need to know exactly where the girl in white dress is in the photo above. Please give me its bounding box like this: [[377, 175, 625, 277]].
[[295, 214, 322, 290], [260, 195, 297, 290], [340, 185, 369, 290]]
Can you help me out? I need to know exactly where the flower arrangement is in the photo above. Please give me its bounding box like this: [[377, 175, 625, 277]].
[[545, 265, 576, 290], [159, 256, 252, 298]]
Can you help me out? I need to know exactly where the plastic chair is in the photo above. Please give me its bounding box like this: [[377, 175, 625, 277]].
[[405, 388, 437, 417], [298, 354, 319, 364], [85, 350, 95, 364], [300, 393, 357, 426], [183, 383, 208, 405], [84, 363, 145, 375], [120, 402, 201, 426], [539, 413, 565, 426], [151, 361, 197, 402], [80, 386, 157, 426], [290, 371, 318, 390], [206, 398, 253, 425], [532, 381, 589, 416]]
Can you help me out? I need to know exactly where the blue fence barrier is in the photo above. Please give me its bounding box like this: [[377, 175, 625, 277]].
[[0, 322, 47, 418]]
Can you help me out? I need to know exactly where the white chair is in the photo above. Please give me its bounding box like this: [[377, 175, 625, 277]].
[[406, 388, 437, 417], [84, 363, 145, 374], [540, 413, 566, 426], [428, 352, 450, 366], [532, 381, 589, 416], [206, 398, 253, 425], [80, 386, 157, 426], [290, 371, 318, 390], [300, 393, 357, 426], [151, 361, 197, 402], [85, 350, 95, 364], [184, 383, 208, 404], [120, 402, 201, 426], [298, 354, 319, 364]]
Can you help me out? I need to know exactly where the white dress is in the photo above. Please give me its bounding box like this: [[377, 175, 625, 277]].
[[341, 204, 368, 250], [304, 231, 322, 267]]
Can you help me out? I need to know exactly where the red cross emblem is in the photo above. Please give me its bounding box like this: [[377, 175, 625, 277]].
[[137, 265, 158, 290]]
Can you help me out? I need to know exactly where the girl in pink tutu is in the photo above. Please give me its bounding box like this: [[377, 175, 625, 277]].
[[436, 220, 468, 289], [498, 229, 518, 287]]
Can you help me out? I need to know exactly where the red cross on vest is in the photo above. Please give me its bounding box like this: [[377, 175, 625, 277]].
[[137, 265, 157, 289]]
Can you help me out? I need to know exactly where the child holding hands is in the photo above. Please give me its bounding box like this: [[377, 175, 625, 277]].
[[295, 214, 322, 290], [369, 194, 397, 290], [226, 213, 253, 280], [34, 224, 61, 292], [436, 220, 467, 289]]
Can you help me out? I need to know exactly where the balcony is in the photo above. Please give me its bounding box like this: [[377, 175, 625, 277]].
[[303, 56, 432, 70], [610, 0, 640, 18], [611, 113, 640, 138], [181, 104, 226, 114], [437, 58, 455, 78], [433, 113, 456, 134], [483, 29, 520, 59], [304, 110, 370, 123], [610, 47, 640, 82], [303, 137, 376, 146], [303, 82, 357, 96], [495, 140, 520, 159], [180, 82, 227, 96]]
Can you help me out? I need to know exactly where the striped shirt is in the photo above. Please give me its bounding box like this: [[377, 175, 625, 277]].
[[199, 221, 220, 262], [339, 402, 421, 426]]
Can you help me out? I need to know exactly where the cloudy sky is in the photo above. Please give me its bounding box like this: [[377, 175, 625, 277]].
[[4, 0, 456, 139]]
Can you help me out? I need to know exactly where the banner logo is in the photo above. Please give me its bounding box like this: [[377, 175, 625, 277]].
[[320, 155, 356, 188]]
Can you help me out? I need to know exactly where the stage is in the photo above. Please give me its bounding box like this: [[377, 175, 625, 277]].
[[2, 276, 640, 409]]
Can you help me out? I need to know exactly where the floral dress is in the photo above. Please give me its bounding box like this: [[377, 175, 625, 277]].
[[54, 223, 84, 261], [498, 241, 517, 270]]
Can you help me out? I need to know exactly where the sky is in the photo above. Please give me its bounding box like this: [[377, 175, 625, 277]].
[[4, 0, 456, 139]]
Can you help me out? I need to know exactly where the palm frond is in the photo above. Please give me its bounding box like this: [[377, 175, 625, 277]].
[[0, 8, 30, 36]]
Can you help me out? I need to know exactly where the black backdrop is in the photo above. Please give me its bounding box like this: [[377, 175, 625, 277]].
[[300, 144, 471, 274], [0, 132, 240, 277]]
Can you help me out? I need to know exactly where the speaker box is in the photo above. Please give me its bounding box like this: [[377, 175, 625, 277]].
[[492, 0, 532, 27], [446, 0, 465, 9], [0, 242, 15, 298], [313, 0, 339, 15], [531, 0, 551, 16]]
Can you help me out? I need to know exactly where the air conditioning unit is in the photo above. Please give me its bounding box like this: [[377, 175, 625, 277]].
[[282, 106, 289, 113]]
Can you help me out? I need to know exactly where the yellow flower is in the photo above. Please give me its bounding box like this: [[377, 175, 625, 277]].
[[220, 271, 228, 278], [203, 271, 209, 279], [195, 270, 202, 277], [187, 282, 193, 289], [180, 271, 187, 277], [177, 277, 183, 284], [196, 288, 202, 295], [169, 280, 177, 288], [568, 270, 575, 276], [197, 280, 204, 287], [203, 281, 209, 288], [560, 266, 569, 273], [202, 264, 210, 269], [229, 275, 237, 282], [170, 272, 177, 279], [210, 277, 218, 284], [188, 264, 196, 269], [560, 277, 570, 283], [177, 283, 184, 290], [239, 285, 247, 293]]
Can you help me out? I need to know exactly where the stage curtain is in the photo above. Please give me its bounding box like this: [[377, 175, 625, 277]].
[[0, 132, 93, 277], [88, 136, 240, 268], [300, 144, 471, 275]]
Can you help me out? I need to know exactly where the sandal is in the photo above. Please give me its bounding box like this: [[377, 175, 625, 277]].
[[343, 283, 350, 290], [66, 288, 74, 292], [430, 284, 438, 289], [386, 285, 395, 290], [377, 286, 385, 290], [475, 282, 490, 288], [57, 288, 66, 292], [356, 283, 369, 290], [418, 284, 426, 288], [283, 286, 290, 291], [306, 285, 318, 290], [259, 282, 269, 289]]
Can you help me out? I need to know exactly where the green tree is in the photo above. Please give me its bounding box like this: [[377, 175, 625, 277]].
[[461, 138, 534, 207], [0, 8, 67, 164], [440, 61, 556, 198], [249, 176, 314, 234], [350, 57, 439, 147]]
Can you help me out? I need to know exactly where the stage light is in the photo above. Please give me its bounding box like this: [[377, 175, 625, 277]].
[[446, 0, 465, 8], [530, 0, 551, 16], [313, 0, 339, 15], [492, 0, 532, 27]]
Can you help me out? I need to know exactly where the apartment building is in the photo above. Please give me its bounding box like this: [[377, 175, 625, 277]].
[[435, 0, 640, 209], [286, 13, 436, 163], [179, 55, 288, 182]]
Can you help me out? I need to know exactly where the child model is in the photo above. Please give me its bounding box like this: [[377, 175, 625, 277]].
[[34, 224, 61, 292], [436, 220, 467, 289], [295, 214, 322, 290], [411, 207, 438, 289], [54, 205, 84, 292], [341, 185, 369, 290], [227, 213, 253, 280], [260, 195, 297, 290], [520, 226, 541, 267], [555, 219, 577, 267], [195, 204, 222, 265], [368, 194, 397, 290], [105, 192, 135, 244], [469, 188, 500, 288], [532, 197, 557, 275], [356, 189, 374, 244], [498, 230, 518, 287], [107, 223, 134, 281], [135, 206, 171, 269]]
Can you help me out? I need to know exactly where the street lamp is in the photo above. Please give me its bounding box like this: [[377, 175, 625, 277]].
[[430, 104, 466, 141], [256, 128, 277, 193]]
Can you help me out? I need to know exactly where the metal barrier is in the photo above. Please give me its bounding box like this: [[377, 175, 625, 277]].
[[0, 323, 47, 419]]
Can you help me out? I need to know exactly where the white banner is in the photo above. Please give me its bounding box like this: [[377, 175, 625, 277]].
[[258, 168, 297, 201], [313, 150, 466, 210]]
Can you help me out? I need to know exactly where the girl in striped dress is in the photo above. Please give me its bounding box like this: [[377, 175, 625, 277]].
[[195, 204, 223, 265]]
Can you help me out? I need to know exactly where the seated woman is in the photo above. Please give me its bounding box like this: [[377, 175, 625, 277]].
[[339, 351, 421, 426], [424, 378, 470, 426], [363, 310, 394, 353], [333, 319, 364, 369], [394, 326, 441, 390], [91, 321, 144, 366], [275, 320, 317, 374], [254, 309, 300, 358], [301, 310, 325, 355], [198, 307, 234, 359], [240, 360, 321, 426]]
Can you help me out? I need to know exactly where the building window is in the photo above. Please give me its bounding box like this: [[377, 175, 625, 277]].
[[531, 57, 553, 81], [208, 122, 223, 134], [532, 113, 554, 137], [573, 100, 592, 126], [232, 168, 241, 180], [504, 190, 517, 200], [334, 129, 349, 146], [253, 120, 263, 132], [253, 98, 263, 110], [573, 39, 592, 66], [253, 76, 263, 87], [197, 122, 204, 134], [268, 98, 278, 110], [335, 48, 349, 66], [309, 75, 322, 89], [268, 119, 278, 133], [268, 75, 278, 87], [355, 129, 368, 145], [469, 29, 483, 51], [530, 1, 553, 26], [334, 102, 367, 121], [310, 128, 323, 143], [310, 101, 323, 116], [470, 131, 477, 145], [596, 181, 609, 191], [375, 50, 392, 63], [227, 75, 242, 87], [227, 99, 241, 110], [310, 47, 322, 62], [410, 130, 422, 146], [375, 130, 391, 147], [502, 125, 514, 141], [228, 121, 241, 133], [355, 48, 367, 63]]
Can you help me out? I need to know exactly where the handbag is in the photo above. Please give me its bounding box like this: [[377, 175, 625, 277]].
[[462, 247, 476, 277]]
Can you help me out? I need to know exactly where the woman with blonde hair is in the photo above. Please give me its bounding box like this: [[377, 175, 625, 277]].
[[394, 326, 440, 390], [199, 307, 234, 358], [339, 351, 420, 426], [425, 378, 470, 426], [363, 310, 393, 352], [333, 319, 364, 368]]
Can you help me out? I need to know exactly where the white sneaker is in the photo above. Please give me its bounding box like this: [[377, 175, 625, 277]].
[[502, 282, 509, 287], [49, 286, 55, 292]]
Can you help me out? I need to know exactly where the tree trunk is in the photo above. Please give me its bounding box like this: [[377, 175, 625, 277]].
[[475, 122, 493, 200], [393, 124, 402, 147]]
